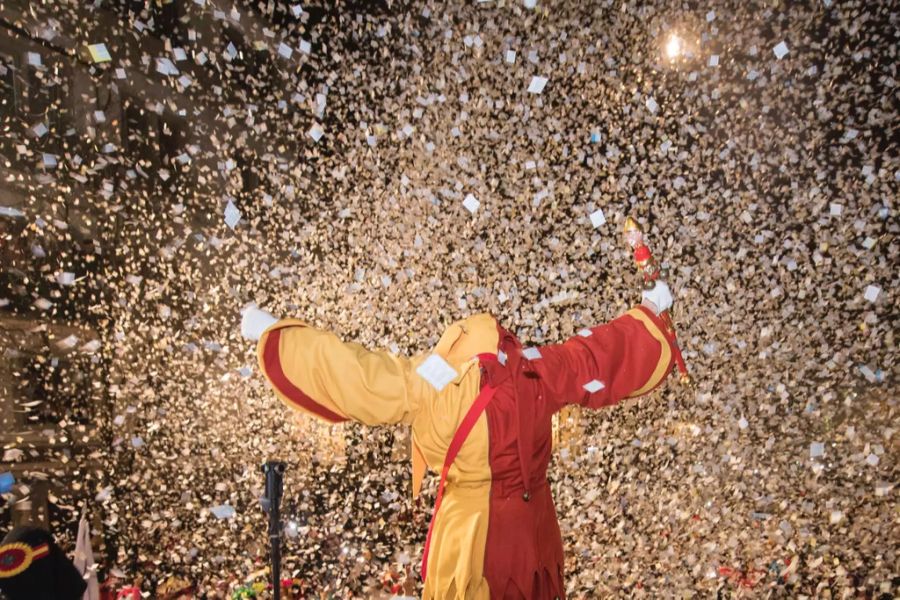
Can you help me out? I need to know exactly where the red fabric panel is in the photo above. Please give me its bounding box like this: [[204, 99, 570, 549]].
[[484, 481, 565, 599], [483, 327, 566, 599], [262, 329, 348, 424]]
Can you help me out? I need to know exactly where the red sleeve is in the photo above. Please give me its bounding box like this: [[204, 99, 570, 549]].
[[534, 306, 675, 413]]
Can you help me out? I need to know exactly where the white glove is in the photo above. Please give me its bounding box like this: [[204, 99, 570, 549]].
[[240, 304, 279, 341], [641, 280, 673, 315]]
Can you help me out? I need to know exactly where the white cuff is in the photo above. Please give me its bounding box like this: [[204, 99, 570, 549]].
[[641, 281, 673, 315], [241, 305, 279, 341]]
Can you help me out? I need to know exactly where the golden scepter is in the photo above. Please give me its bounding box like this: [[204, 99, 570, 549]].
[[623, 217, 692, 385]]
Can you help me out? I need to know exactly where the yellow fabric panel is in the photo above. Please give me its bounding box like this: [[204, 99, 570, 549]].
[[412, 313, 499, 484], [624, 308, 673, 398], [421, 481, 492, 600], [257, 318, 429, 426], [412, 360, 492, 491], [413, 313, 499, 599]]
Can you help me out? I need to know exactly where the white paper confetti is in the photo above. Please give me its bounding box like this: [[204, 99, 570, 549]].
[[583, 380, 605, 393], [863, 285, 880, 303], [810, 442, 825, 459], [416, 354, 458, 392], [210, 505, 236, 519], [224, 199, 241, 229], [522, 347, 542, 360], [277, 42, 293, 59], [463, 193, 480, 214], [589, 209, 606, 228], [527, 76, 548, 94], [773, 41, 789, 59], [57, 334, 79, 349], [0, 206, 25, 218]]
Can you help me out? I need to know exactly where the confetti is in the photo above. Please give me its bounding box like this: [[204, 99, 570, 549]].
[[527, 75, 548, 94], [810, 442, 825, 459], [0, 206, 25, 217], [0, 2, 894, 597], [415, 354, 458, 392], [277, 42, 293, 59], [0, 472, 14, 494], [462, 193, 480, 213], [863, 285, 880, 303], [773, 41, 789, 59], [87, 43, 112, 63], [522, 347, 542, 360], [224, 199, 241, 229], [210, 505, 236, 520], [583, 380, 605, 393]]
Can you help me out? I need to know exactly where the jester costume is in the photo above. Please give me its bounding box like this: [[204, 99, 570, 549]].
[[256, 305, 675, 599]]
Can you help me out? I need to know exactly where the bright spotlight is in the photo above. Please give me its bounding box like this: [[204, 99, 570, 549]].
[[665, 34, 682, 59]]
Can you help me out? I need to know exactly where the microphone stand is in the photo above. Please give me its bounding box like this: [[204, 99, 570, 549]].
[[260, 461, 286, 600]]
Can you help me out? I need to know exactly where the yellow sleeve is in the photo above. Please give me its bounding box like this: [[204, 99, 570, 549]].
[[256, 319, 424, 426]]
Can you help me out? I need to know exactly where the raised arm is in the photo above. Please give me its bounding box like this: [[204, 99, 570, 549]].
[[534, 283, 677, 412], [244, 307, 424, 426]]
